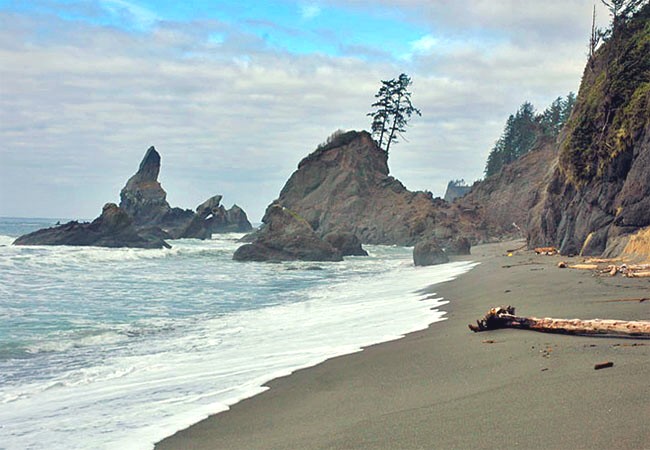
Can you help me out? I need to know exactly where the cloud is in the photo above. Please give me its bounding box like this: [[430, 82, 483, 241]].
[[300, 4, 322, 20], [99, 0, 159, 29], [0, 1, 598, 220], [410, 34, 437, 53]]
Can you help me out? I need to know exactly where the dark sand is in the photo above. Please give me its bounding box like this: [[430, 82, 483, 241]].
[[156, 240, 649, 449]]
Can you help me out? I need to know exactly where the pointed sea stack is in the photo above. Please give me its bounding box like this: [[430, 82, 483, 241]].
[[120, 146, 172, 225], [119, 147, 253, 238]]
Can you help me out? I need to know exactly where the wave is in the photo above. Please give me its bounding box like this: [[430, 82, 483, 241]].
[[0, 233, 246, 269], [0, 237, 477, 450], [0, 234, 15, 246]]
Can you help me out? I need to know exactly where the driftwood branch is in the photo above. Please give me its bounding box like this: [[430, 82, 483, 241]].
[[469, 306, 650, 338]]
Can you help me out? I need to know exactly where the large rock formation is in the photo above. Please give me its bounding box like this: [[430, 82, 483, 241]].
[[233, 204, 342, 262], [527, 6, 650, 257], [119, 147, 253, 239], [271, 130, 479, 246], [13, 203, 170, 249], [14, 146, 253, 248]]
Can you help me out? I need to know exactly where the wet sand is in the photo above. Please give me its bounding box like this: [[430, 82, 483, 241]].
[[156, 240, 650, 449]]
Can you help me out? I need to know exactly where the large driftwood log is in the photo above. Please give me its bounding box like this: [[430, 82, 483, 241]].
[[469, 306, 650, 338]]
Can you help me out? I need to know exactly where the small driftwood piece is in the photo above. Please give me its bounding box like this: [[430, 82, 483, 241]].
[[506, 243, 527, 254], [599, 297, 649, 303], [468, 306, 650, 338], [594, 361, 614, 370], [535, 247, 558, 256], [557, 262, 600, 270]]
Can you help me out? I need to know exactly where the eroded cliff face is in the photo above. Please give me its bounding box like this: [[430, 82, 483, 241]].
[[527, 6, 650, 256], [457, 140, 558, 241], [273, 130, 481, 246]]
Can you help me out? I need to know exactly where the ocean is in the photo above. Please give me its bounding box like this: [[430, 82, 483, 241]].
[[0, 217, 477, 450]]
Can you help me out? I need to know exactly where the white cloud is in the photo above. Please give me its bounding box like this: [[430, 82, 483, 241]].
[[410, 34, 437, 53], [300, 4, 322, 20], [100, 0, 159, 29], [0, 2, 595, 221]]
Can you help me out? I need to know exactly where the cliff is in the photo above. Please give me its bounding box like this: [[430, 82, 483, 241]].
[[272, 130, 481, 246], [527, 5, 650, 257], [457, 139, 558, 240]]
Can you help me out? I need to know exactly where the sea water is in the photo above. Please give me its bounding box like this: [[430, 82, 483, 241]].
[[0, 217, 477, 450]]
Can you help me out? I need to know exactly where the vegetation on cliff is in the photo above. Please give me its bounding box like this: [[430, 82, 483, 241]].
[[560, 3, 650, 184], [484, 94, 575, 177]]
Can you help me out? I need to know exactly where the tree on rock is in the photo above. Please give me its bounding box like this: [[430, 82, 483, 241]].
[[368, 73, 421, 153]]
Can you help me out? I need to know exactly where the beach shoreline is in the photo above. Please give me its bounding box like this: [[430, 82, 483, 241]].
[[156, 240, 650, 449]]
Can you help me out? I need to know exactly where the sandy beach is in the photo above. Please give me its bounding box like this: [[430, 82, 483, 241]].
[[156, 240, 650, 450]]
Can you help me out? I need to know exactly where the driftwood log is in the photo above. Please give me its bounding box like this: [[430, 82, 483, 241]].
[[469, 306, 650, 338]]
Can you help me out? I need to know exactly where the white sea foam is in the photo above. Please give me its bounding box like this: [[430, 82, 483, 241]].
[[0, 232, 477, 450]]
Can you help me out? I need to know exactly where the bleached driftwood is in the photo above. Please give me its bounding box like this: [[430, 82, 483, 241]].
[[468, 306, 650, 338], [557, 262, 650, 277], [624, 270, 650, 278]]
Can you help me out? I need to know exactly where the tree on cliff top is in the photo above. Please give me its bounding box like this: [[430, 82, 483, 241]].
[[484, 94, 576, 177], [601, 0, 648, 29], [368, 73, 421, 153]]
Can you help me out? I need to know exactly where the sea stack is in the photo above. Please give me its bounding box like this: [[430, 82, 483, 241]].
[[270, 130, 474, 246], [120, 146, 172, 225], [119, 146, 253, 239]]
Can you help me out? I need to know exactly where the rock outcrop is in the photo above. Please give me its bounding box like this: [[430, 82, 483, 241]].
[[443, 181, 472, 202], [323, 231, 368, 256], [527, 6, 650, 257], [13, 203, 170, 249], [119, 147, 253, 239], [120, 146, 172, 225], [271, 130, 480, 246], [445, 236, 471, 256], [196, 195, 253, 233], [413, 240, 449, 266], [233, 204, 342, 262], [15, 146, 253, 248]]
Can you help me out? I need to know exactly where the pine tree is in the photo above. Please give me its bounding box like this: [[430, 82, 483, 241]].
[[484, 93, 577, 177], [368, 74, 421, 153]]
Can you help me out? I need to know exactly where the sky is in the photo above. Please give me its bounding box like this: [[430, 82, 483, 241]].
[[0, 0, 612, 221]]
